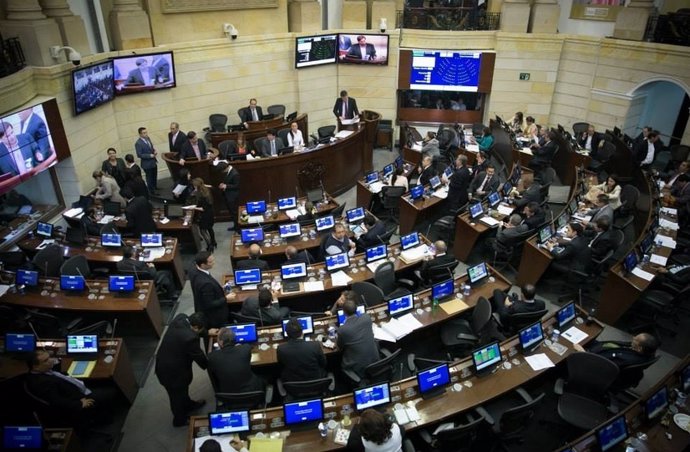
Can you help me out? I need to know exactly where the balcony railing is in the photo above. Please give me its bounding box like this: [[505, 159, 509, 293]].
[[397, 7, 500, 31], [0, 36, 26, 78], [644, 9, 690, 47]]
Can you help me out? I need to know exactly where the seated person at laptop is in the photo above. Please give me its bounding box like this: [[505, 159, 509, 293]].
[[322, 223, 355, 257], [235, 243, 269, 271], [346, 409, 405, 452], [355, 214, 386, 251], [521, 202, 545, 231], [573, 333, 658, 368], [208, 327, 264, 393], [546, 222, 591, 275], [325, 290, 359, 316], [512, 174, 542, 209], [490, 284, 544, 325], [589, 217, 615, 260], [284, 245, 314, 266], [338, 298, 380, 381], [92, 170, 126, 207], [116, 246, 178, 300], [419, 240, 454, 278], [277, 318, 327, 383], [496, 214, 529, 244], [258, 129, 285, 158], [469, 164, 499, 200], [240, 287, 290, 325], [80, 207, 102, 236]]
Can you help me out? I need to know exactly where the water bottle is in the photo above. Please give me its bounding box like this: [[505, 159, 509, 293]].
[[224, 281, 233, 294], [551, 329, 560, 343], [318, 422, 328, 438], [463, 284, 471, 297], [432, 297, 439, 312], [328, 326, 337, 340]]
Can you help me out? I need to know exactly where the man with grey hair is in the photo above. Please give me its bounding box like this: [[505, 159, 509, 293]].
[[497, 213, 529, 243], [207, 327, 264, 394], [419, 240, 455, 282]]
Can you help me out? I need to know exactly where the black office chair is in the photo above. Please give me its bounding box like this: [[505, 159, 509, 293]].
[[414, 259, 459, 288], [378, 223, 398, 245], [406, 354, 452, 373], [572, 122, 589, 137], [32, 244, 64, 277], [431, 204, 467, 245], [59, 255, 92, 278], [276, 375, 335, 402], [611, 352, 659, 394], [627, 284, 690, 338], [490, 230, 532, 272], [267, 104, 286, 119], [477, 387, 545, 452], [351, 281, 385, 308], [380, 186, 406, 222], [25, 310, 111, 338], [418, 412, 486, 452], [614, 185, 640, 231], [344, 349, 401, 387], [589, 141, 615, 174], [317, 125, 336, 139], [669, 144, 690, 166], [229, 311, 265, 327], [99, 222, 119, 235], [440, 296, 493, 357], [330, 202, 346, 219], [215, 389, 273, 411], [277, 128, 290, 146], [495, 309, 548, 336], [253, 137, 268, 154], [208, 114, 228, 132], [373, 261, 415, 297], [217, 140, 238, 160], [554, 352, 619, 431], [0, 250, 28, 271], [237, 108, 249, 123]]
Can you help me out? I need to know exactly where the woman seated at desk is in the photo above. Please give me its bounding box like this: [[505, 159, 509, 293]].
[[584, 175, 621, 210], [286, 122, 304, 149]]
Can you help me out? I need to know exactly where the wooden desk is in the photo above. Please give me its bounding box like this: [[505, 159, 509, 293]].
[[0, 337, 138, 403], [355, 161, 416, 210], [399, 192, 446, 236], [0, 205, 61, 252], [0, 280, 163, 337], [188, 307, 603, 451], [208, 114, 309, 149], [237, 194, 338, 229], [230, 226, 322, 270]]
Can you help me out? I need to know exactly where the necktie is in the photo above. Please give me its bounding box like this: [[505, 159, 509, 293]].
[[12, 148, 25, 174], [271, 140, 276, 156], [252, 108, 258, 121], [194, 144, 200, 159], [479, 174, 490, 192], [343, 101, 347, 118]]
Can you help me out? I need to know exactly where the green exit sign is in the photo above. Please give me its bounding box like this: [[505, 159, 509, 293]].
[[519, 73, 531, 81]]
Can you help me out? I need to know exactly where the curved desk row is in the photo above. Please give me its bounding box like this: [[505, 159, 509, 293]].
[[208, 114, 309, 149]]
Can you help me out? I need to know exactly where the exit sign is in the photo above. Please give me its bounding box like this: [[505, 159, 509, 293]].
[[519, 73, 531, 81]]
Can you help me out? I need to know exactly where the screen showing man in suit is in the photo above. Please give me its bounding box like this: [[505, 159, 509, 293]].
[[339, 34, 389, 65]]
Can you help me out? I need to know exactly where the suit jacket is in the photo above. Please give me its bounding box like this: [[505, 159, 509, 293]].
[[126, 66, 156, 85], [420, 253, 456, 282], [470, 171, 499, 194], [191, 270, 229, 328], [497, 224, 530, 244], [523, 209, 546, 231], [501, 297, 546, 317], [168, 130, 187, 154], [80, 215, 101, 236], [333, 97, 359, 119], [418, 165, 436, 187], [447, 166, 471, 211], [532, 140, 558, 166], [124, 177, 149, 199], [258, 137, 285, 158], [552, 235, 591, 273], [125, 196, 157, 234], [222, 167, 240, 203], [240, 296, 285, 325], [277, 339, 327, 382], [285, 250, 314, 266], [179, 140, 207, 160], [21, 113, 51, 159], [579, 132, 603, 155], [135, 137, 157, 170], [357, 221, 386, 249], [589, 230, 615, 260], [337, 313, 379, 377], [589, 204, 614, 224], [471, 160, 488, 180], [514, 183, 543, 209], [25, 371, 90, 419], [590, 343, 654, 369], [95, 175, 126, 207], [101, 158, 127, 187], [116, 257, 156, 280], [235, 257, 269, 271], [346, 43, 376, 60], [155, 313, 207, 388], [633, 139, 662, 164], [241, 106, 264, 123], [208, 344, 263, 393], [0, 142, 33, 176]]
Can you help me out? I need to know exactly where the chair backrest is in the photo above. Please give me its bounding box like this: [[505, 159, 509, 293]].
[[215, 391, 265, 411], [318, 125, 336, 139], [599, 141, 616, 161], [572, 122, 589, 136], [267, 104, 286, 118], [364, 349, 401, 384], [253, 137, 267, 153], [307, 187, 323, 204], [610, 229, 625, 248], [277, 128, 290, 145], [436, 415, 485, 452], [99, 222, 119, 235], [669, 144, 690, 162], [379, 225, 397, 244], [566, 352, 620, 399], [613, 355, 659, 391], [504, 309, 548, 333], [230, 311, 264, 327], [381, 186, 406, 209], [498, 392, 545, 440], [60, 255, 92, 278], [425, 259, 459, 285], [619, 184, 640, 209], [541, 167, 557, 185], [283, 377, 332, 400], [471, 297, 493, 335], [0, 251, 27, 271], [218, 140, 237, 159], [237, 107, 249, 122], [538, 183, 551, 202], [373, 261, 398, 295], [209, 114, 228, 132], [351, 281, 385, 307], [32, 244, 64, 277]]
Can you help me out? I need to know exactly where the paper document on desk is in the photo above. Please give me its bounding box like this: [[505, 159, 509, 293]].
[[36, 239, 56, 250], [142, 247, 166, 262], [497, 204, 514, 216], [250, 438, 284, 452], [398, 312, 424, 330], [465, 144, 479, 153], [194, 435, 235, 452], [335, 130, 354, 138], [303, 281, 324, 292], [366, 260, 386, 274], [63, 207, 84, 218], [632, 267, 655, 281], [399, 245, 430, 264], [411, 143, 422, 151], [432, 187, 448, 199], [572, 213, 592, 223], [373, 324, 397, 343], [246, 215, 264, 224], [212, 159, 228, 166], [524, 354, 555, 371], [285, 209, 300, 220], [380, 318, 415, 340], [0, 284, 10, 298], [158, 217, 170, 224], [521, 147, 533, 155], [440, 298, 469, 315], [394, 406, 420, 425], [650, 254, 668, 266], [67, 360, 96, 378], [369, 181, 383, 194], [654, 234, 676, 249], [661, 207, 677, 216], [480, 216, 500, 227], [340, 117, 359, 126], [172, 184, 187, 196], [98, 215, 115, 224], [659, 218, 679, 230], [561, 326, 588, 345], [330, 270, 352, 287]]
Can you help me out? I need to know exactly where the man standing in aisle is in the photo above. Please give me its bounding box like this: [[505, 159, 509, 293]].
[[135, 126, 158, 195]]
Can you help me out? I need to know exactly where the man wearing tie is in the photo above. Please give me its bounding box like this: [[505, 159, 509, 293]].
[[168, 122, 187, 154], [218, 162, 240, 231], [0, 121, 35, 177], [259, 129, 284, 157], [333, 90, 359, 120], [346, 35, 377, 61], [135, 126, 158, 194], [178, 131, 207, 165], [470, 164, 499, 199], [241, 98, 263, 128], [18, 107, 51, 161]]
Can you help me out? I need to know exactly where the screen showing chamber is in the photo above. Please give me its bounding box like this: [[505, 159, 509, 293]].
[[295, 34, 337, 69], [66, 334, 98, 354], [410, 50, 482, 91], [354, 383, 391, 411], [209, 411, 250, 435], [472, 341, 502, 372], [72, 60, 114, 115]]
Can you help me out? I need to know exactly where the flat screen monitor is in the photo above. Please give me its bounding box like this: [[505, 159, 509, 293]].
[[682, 363, 690, 392], [3, 426, 43, 449], [281, 262, 307, 280], [208, 411, 250, 435], [640, 232, 654, 255], [16, 269, 39, 287], [518, 321, 544, 353], [141, 233, 163, 247], [295, 34, 338, 69], [416, 363, 451, 396], [596, 415, 629, 452], [410, 184, 424, 200], [538, 225, 553, 244], [644, 386, 668, 420], [60, 275, 85, 292], [325, 252, 349, 272], [487, 191, 501, 208], [228, 323, 257, 343], [467, 262, 489, 285], [623, 250, 638, 273], [556, 302, 576, 329], [113, 51, 176, 96], [282, 316, 314, 337], [337, 305, 365, 326], [346, 207, 365, 223], [431, 279, 454, 301], [36, 221, 53, 238], [410, 50, 481, 92], [234, 269, 262, 286], [354, 382, 391, 411], [472, 342, 503, 376], [556, 213, 568, 230], [338, 33, 389, 65], [65, 227, 86, 245], [66, 334, 98, 354], [510, 165, 522, 185], [283, 398, 324, 426], [383, 164, 394, 178], [568, 198, 578, 214], [279, 222, 301, 239], [72, 60, 115, 115], [400, 232, 420, 250], [4, 333, 36, 352], [246, 200, 267, 215], [444, 166, 454, 178], [109, 275, 135, 293], [388, 293, 414, 317], [429, 175, 442, 190], [240, 228, 264, 244], [103, 200, 121, 216], [315, 215, 335, 232], [501, 182, 512, 195], [277, 196, 297, 210], [101, 233, 122, 247], [469, 202, 484, 220], [365, 244, 387, 263], [365, 171, 378, 184]]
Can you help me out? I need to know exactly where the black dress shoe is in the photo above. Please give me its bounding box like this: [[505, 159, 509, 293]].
[[189, 399, 206, 411]]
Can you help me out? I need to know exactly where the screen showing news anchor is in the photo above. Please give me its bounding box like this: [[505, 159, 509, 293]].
[[113, 51, 176, 95], [0, 103, 58, 196], [338, 34, 389, 65], [72, 60, 115, 115]]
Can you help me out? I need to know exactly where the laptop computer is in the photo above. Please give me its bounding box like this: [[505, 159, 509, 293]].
[[416, 363, 451, 400], [325, 252, 349, 272], [353, 382, 391, 412], [466, 262, 489, 286], [281, 262, 306, 293], [66, 334, 98, 360], [227, 323, 258, 343], [283, 398, 324, 431], [518, 321, 544, 355], [472, 341, 502, 376], [277, 196, 297, 211], [208, 411, 251, 439], [315, 215, 335, 232], [234, 268, 262, 290], [246, 200, 267, 215]]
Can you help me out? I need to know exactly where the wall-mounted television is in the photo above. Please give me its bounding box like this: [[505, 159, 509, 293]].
[[295, 34, 338, 69], [0, 99, 69, 196], [72, 60, 115, 115], [338, 34, 389, 66], [113, 51, 176, 96], [409, 50, 482, 91]]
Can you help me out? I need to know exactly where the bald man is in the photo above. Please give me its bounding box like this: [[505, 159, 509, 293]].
[[419, 240, 455, 282], [235, 243, 269, 271]]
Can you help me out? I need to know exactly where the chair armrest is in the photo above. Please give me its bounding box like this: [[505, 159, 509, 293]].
[[343, 369, 361, 384], [327, 372, 336, 392], [407, 353, 416, 373], [413, 270, 423, 282], [398, 278, 415, 291], [418, 429, 433, 445], [402, 438, 416, 452], [475, 406, 494, 425], [264, 384, 274, 405], [553, 378, 565, 396], [66, 317, 83, 331], [515, 387, 533, 403], [492, 312, 504, 328], [455, 332, 479, 342], [381, 347, 393, 358], [276, 379, 286, 398]]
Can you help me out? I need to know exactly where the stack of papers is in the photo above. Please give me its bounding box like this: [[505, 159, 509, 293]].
[[394, 406, 420, 424], [654, 234, 676, 249], [479, 216, 501, 227], [632, 267, 655, 281], [525, 354, 555, 371], [432, 187, 448, 199], [303, 281, 324, 292], [399, 245, 429, 263], [440, 299, 469, 315], [285, 209, 300, 220], [98, 215, 115, 224], [369, 181, 384, 194], [572, 213, 592, 223], [561, 326, 588, 344], [660, 207, 677, 216], [142, 247, 166, 262], [659, 218, 679, 230], [520, 147, 533, 155], [497, 204, 514, 216], [650, 254, 668, 266], [465, 144, 479, 153], [172, 184, 187, 196], [63, 207, 84, 218], [331, 270, 352, 287], [411, 143, 422, 151], [335, 130, 354, 138], [246, 215, 264, 224]]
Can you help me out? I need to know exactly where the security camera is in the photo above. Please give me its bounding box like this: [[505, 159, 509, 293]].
[[223, 24, 238, 40], [49, 45, 82, 66], [379, 18, 388, 33], [231, 29, 238, 40]]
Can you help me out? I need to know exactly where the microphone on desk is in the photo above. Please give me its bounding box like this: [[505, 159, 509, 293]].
[[28, 321, 46, 351], [104, 318, 118, 363], [75, 266, 94, 294]]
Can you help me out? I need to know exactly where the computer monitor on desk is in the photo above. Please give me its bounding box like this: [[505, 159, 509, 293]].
[[66, 334, 98, 358], [472, 341, 502, 376], [409, 184, 424, 201], [60, 275, 85, 293], [429, 176, 442, 190], [234, 268, 262, 288], [354, 382, 391, 411], [468, 202, 484, 220], [36, 221, 53, 238], [109, 275, 135, 295], [279, 222, 301, 239], [466, 262, 489, 286], [325, 252, 349, 272], [416, 362, 451, 399], [277, 197, 297, 211], [383, 164, 394, 178], [346, 207, 365, 223], [487, 192, 501, 208], [208, 411, 250, 436], [4, 333, 36, 353], [281, 262, 306, 281], [3, 426, 43, 450], [315, 215, 335, 232], [283, 398, 324, 429], [15, 269, 39, 288], [596, 415, 629, 452], [240, 228, 264, 244], [366, 244, 387, 263], [538, 225, 553, 245], [622, 250, 638, 274], [101, 233, 122, 248], [431, 279, 454, 301], [388, 293, 414, 317], [227, 323, 257, 343], [644, 386, 668, 421], [518, 321, 544, 354], [282, 316, 313, 337], [337, 305, 365, 326], [400, 232, 420, 250], [246, 200, 267, 215], [556, 302, 576, 329], [141, 233, 163, 247], [365, 171, 379, 184]]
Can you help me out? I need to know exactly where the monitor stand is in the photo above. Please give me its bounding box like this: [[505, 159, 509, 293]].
[[287, 420, 321, 432], [475, 364, 500, 378], [420, 387, 446, 400]]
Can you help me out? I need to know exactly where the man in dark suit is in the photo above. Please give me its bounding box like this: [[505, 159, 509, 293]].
[[346, 35, 377, 61], [277, 318, 328, 382], [496, 214, 530, 244], [235, 243, 269, 271], [416, 153, 436, 187], [134, 126, 158, 194], [470, 151, 489, 180], [513, 174, 543, 209], [419, 240, 455, 283], [337, 297, 380, 380], [208, 327, 264, 393], [284, 245, 314, 266], [529, 130, 558, 174], [190, 251, 235, 328], [179, 131, 208, 164], [574, 333, 659, 368], [126, 58, 156, 85], [218, 163, 240, 230], [240, 287, 290, 325], [578, 125, 603, 156], [490, 284, 545, 325], [444, 154, 471, 212], [585, 193, 614, 226], [155, 312, 211, 427], [0, 122, 37, 176], [122, 188, 157, 235], [258, 129, 285, 157], [152, 54, 171, 82], [168, 122, 187, 154], [470, 164, 499, 199], [333, 90, 359, 120], [548, 222, 591, 274], [241, 98, 264, 127], [116, 246, 177, 300], [589, 217, 615, 261], [521, 202, 545, 231], [355, 214, 386, 251], [634, 130, 662, 167], [17, 106, 52, 161]]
